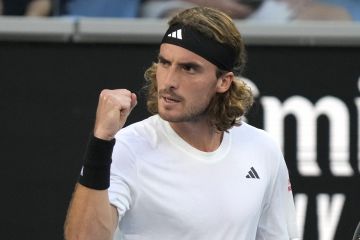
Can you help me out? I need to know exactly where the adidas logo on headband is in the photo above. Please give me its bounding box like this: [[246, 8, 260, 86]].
[[162, 24, 236, 71], [167, 29, 182, 40]]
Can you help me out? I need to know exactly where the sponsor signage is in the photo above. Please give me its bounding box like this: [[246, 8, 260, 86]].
[[244, 45, 360, 240]]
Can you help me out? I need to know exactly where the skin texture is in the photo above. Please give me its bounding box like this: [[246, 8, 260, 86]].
[[156, 43, 233, 152], [157, 44, 219, 123], [94, 89, 137, 141]]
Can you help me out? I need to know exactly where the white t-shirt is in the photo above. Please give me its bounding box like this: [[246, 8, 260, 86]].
[[109, 115, 299, 240]]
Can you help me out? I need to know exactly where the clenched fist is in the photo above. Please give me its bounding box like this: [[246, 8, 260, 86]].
[[93, 89, 137, 141]]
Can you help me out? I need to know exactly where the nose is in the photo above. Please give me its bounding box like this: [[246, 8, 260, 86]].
[[163, 65, 179, 89]]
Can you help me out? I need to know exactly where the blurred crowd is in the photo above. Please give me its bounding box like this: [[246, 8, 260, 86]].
[[0, 0, 359, 21]]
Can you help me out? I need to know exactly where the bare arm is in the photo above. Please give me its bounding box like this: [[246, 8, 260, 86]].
[[64, 89, 137, 240], [64, 185, 118, 240]]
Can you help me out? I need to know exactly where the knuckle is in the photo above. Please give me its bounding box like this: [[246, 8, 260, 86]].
[[119, 89, 131, 96], [100, 89, 110, 96], [100, 89, 112, 100]]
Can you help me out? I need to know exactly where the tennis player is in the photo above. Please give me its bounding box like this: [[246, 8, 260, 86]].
[[64, 6, 299, 240]]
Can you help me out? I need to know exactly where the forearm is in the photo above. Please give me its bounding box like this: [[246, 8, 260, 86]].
[[65, 89, 136, 239], [64, 184, 118, 240]]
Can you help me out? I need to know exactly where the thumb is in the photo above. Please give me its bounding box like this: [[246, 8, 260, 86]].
[[130, 93, 138, 111], [120, 93, 137, 119]]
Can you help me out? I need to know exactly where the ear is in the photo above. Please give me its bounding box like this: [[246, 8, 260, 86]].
[[216, 72, 234, 93]]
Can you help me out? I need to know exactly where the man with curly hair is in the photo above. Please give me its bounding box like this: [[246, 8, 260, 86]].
[[64, 6, 298, 240]]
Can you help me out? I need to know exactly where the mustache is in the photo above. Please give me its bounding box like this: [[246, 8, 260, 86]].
[[158, 89, 183, 101]]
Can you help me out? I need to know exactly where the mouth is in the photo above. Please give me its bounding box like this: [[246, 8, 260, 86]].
[[162, 96, 181, 103], [158, 89, 183, 105]]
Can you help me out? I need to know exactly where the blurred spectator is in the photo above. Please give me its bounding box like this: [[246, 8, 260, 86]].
[[141, 0, 264, 19], [0, 0, 52, 16], [317, 0, 359, 20], [247, 0, 352, 21], [283, 0, 352, 21], [59, 0, 145, 18], [140, 0, 353, 21], [244, 0, 296, 21]]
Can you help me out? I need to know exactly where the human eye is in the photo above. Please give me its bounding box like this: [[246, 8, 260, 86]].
[[182, 64, 198, 74], [158, 56, 170, 67]]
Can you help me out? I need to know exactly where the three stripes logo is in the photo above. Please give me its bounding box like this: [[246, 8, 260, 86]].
[[167, 29, 182, 40], [246, 167, 260, 179]]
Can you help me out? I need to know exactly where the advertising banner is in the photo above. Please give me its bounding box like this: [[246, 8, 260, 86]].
[[245, 45, 360, 240], [0, 42, 359, 240]]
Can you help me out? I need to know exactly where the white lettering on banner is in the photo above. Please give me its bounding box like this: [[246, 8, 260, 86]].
[[245, 78, 356, 176], [261, 96, 320, 176], [243, 77, 359, 240], [294, 194, 346, 240], [260, 95, 352, 176], [317, 194, 345, 240], [355, 76, 360, 172], [294, 194, 308, 240]]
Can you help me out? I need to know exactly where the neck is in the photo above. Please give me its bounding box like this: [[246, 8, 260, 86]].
[[169, 119, 223, 152]]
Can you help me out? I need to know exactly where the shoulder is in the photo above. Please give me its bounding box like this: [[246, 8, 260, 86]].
[[117, 115, 158, 136], [231, 123, 290, 187], [230, 122, 284, 161], [115, 115, 160, 147], [111, 115, 161, 165], [232, 122, 279, 147]]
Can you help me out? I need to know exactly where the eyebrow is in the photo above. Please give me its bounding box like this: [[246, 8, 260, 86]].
[[157, 55, 170, 63], [158, 54, 203, 70]]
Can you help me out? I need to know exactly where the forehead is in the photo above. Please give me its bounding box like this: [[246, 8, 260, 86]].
[[159, 43, 215, 67]]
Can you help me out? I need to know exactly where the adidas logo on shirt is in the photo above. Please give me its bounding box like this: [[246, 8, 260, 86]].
[[167, 29, 182, 40], [246, 167, 260, 179]]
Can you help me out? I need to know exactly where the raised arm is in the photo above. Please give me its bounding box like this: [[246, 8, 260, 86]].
[[64, 89, 137, 240]]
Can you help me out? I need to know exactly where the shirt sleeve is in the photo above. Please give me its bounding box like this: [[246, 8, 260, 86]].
[[108, 136, 139, 220], [256, 155, 299, 240]]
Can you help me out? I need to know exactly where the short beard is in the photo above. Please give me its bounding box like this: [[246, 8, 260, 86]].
[[158, 94, 213, 124], [159, 105, 209, 123]]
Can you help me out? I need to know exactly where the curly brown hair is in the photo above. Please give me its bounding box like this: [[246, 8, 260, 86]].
[[144, 7, 253, 132]]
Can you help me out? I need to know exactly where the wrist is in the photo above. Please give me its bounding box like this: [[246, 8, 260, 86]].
[[93, 129, 115, 141], [78, 134, 116, 190]]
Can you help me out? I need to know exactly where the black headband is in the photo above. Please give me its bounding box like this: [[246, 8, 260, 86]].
[[161, 24, 236, 71]]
